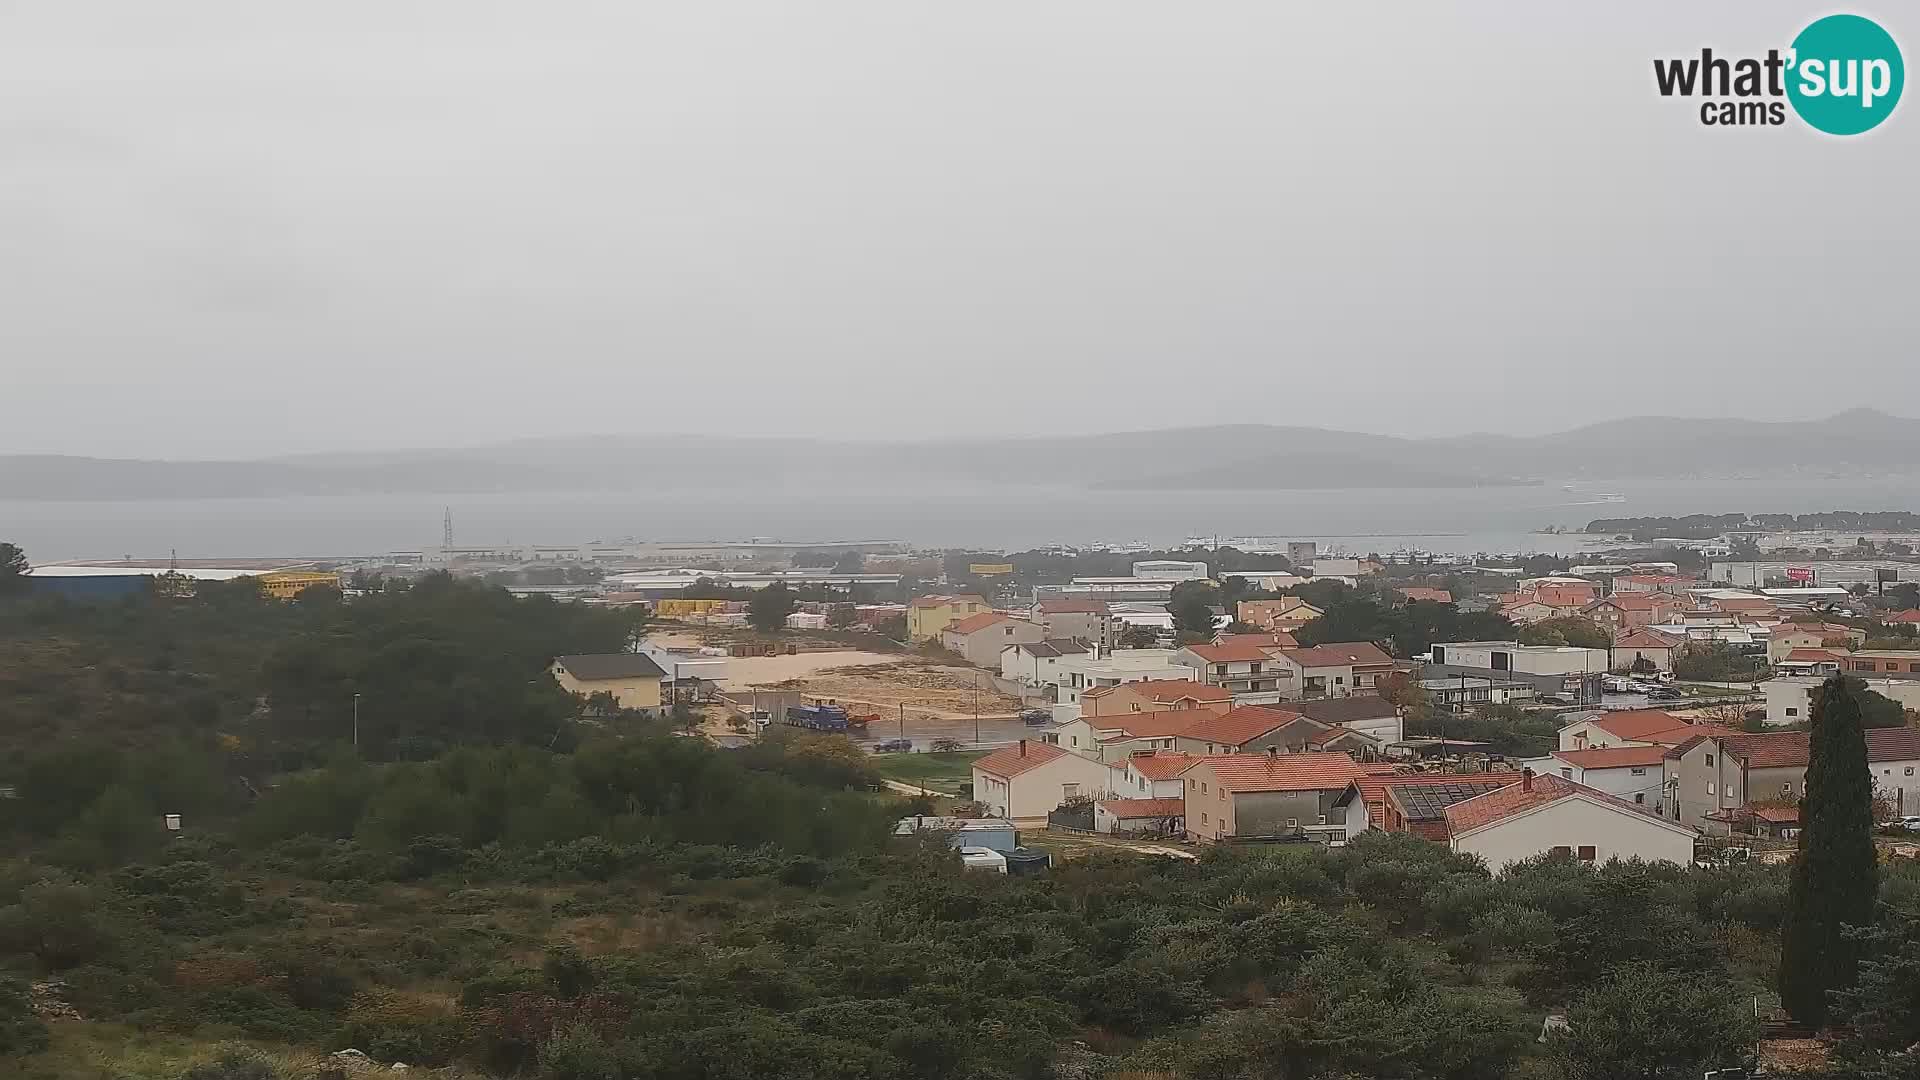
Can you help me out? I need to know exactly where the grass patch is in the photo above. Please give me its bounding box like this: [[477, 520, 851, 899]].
[[871, 750, 986, 793]]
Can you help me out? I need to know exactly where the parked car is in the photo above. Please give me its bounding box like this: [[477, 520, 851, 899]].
[[1897, 815, 1920, 832], [873, 738, 913, 753], [1646, 687, 1683, 701], [1020, 708, 1051, 726]]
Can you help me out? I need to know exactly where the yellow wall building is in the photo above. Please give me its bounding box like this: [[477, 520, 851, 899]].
[[258, 571, 341, 600], [551, 653, 666, 713], [906, 594, 992, 642], [654, 598, 732, 618]]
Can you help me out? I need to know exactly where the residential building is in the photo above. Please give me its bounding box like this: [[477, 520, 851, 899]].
[[1610, 629, 1684, 673], [1312, 557, 1364, 578], [1444, 771, 1697, 873], [1395, 586, 1454, 605], [1270, 642, 1395, 699], [1427, 641, 1608, 704], [550, 653, 666, 714], [1659, 733, 1752, 828], [1521, 745, 1668, 808], [1767, 622, 1868, 663], [1703, 804, 1798, 839], [1094, 798, 1186, 836], [1215, 631, 1300, 650], [1174, 642, 1290, 696], [1030, 599, 1121, 650], [1000, 639, 1089, 688], [1613, 573, 1698, 594], [1113, 750, 1198, 798], [1051, 649, 1192, 706], [1558, 709, 1734, 752], [1336, 773, 1519, 840], [1048, 709, 1218, 758], [1840, 650, 1920, 679], [1236, 597, 1324, 633], [1581, 593, 1677, 634], [1776, 648, 1842, 676], [907, 594, 991, 642], [1765, 675, 1920, 726], [941, 612, 1045, 667], [1181, 751, 1368, 844], [1083, 678, 1233, 717], [1291, 696, 1405, 744], [1500, 600, 1562, 625], [970, 740, 1119, 822], [258, 570, 342, 599], [1173, 706, 1382, 759]]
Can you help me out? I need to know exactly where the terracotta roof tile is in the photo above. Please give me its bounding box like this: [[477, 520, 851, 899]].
[[1443, 773, 1683, 835], [1217, 631, 1300, 649], [1552, 745, 1670, 769], [1098, 797, 1186, 819], [972, 740, 1070, 779], [1124, 751, 1199, 780], [1179, 705, 1303, 747], [1867, 727, 1920, 763], [1613, 629, 1683, 649], [1782, 648, 1842, 663], [945, 611, 1012, 635], [1190, 752, 1365, 794], [1099, 678, 1232, 704], [1721, 731, 1809, 769], [1397, 587, 1454, 604], [1091, 708, 1218, 738]]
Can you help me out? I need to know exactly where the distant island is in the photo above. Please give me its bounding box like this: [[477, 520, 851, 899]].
[[1585, 511, 1920, 539]]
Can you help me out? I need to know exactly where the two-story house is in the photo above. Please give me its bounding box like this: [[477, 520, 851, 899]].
[[1174, 642, 1290, 698], [1180, 750, 1368, 844], [906, 594, 992, 642], [1270, 643, 1395, 699], [940, 612, 1045, 667]]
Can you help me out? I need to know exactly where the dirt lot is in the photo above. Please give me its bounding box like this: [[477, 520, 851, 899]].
[[763, 660, 1021, 721]]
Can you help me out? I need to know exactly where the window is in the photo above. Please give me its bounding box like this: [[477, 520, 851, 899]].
[[1908, 767, 1916, 777], [1634, 793, 1645, 804], [1560, 768, 1572, 779], [1335, 676, 1345, 685], [1201, 812, 1208, 825], [1063, 784, 1080, 799], [1551, 845, 1572, 857], [1787, 707, 1799, 717], [1577, 845, 1597, 862], [1782, 782, 1793, 794], [1316, 814, 1327, 825], [1707, 782, 1715, 795], [1630, 767, 1646, 776], [1286, 818, 1299, 827], [1705, 754, 1714, 766], [1201, 782, 1208, 794], [1218, 788, 1225, 801]]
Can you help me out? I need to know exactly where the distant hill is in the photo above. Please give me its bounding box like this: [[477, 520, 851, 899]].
[[4, 409, 1917, 499]]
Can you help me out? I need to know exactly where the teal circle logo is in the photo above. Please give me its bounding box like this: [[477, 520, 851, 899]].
[[1787, 14, 1904, 135]]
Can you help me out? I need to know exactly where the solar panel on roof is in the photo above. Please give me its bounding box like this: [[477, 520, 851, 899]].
[[1392, 780, 1512, 821]]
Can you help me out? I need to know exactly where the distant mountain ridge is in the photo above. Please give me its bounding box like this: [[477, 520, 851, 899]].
[[3, 410, 1915, 500]]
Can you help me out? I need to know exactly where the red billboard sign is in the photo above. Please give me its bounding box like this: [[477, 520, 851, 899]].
[[1786, 567, 1815, 582]]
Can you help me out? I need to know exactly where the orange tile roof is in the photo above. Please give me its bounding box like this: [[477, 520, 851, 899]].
[[1398, 587, 1454, 604], [1191, 752, 1365, 794], [972, 740, 1070, 779], [1552, 745, 1671, 769], [1098, 797, 1187, 819], [1185, 642, 1278, 663], [1885, 610, 1920, 624], [1529, 585, 1599, 608], [1280, 642, 1394, 668], [1748, 804, 1799, 823], [945, 611, 1012, 635], [1782, 648, 1842, 663], [1588, 709, 1686, 741], [1124, 750, 1200, 780], [1180, 705, 1304, 747], [1720, 731, 1808, 769], [1589, 593, 1666, 612], [1443, 773, 1678, 835], [1091, 708, 1218, 738], [1614, 629, 1682, 649], [1349, 772, 1518, 832]]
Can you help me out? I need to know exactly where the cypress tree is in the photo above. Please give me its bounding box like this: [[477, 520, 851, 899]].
[[1779, 675, 1879, 1027]]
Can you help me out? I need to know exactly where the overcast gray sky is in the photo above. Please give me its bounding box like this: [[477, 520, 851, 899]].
[[2, 2, 1912, 458]]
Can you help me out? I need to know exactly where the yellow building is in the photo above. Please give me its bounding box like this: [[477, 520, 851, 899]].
[[551, 653, 666, 713], [257, 571, 341, 600], [906, 594, 991, 642], [654, 598, 732, 618]]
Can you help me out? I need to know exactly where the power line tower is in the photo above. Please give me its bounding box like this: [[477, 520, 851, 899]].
[[442, 507, 454, 549]]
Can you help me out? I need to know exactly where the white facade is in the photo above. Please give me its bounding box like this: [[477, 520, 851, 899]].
[[1766, 675, 1920, 726], [1451, 792, 1696, 874], [1518, 756, 1664, 808], [1051, 649, 1188, 705], [1312, 557, 1363, 577], [1429, 641, 1608, 676], [1131, 560, 1209, 581], [971, 752, 1120, 821]]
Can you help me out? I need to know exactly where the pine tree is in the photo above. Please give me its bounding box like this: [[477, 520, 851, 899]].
[[1779, 675, 1880, 1027]]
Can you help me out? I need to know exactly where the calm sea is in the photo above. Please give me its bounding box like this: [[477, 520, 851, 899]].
[[6, 475, 1920, 563]]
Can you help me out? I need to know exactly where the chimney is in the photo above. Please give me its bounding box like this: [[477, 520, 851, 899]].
[[1521, 767, 1534, 792], [1019, 739, 1027, 757]]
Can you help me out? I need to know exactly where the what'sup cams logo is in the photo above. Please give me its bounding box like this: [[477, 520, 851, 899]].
[[1654, 13, 1903, 134]]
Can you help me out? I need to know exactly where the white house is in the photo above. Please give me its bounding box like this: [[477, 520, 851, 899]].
[[970, 740, 1120, 823], [1518, 745, 1668, 809], [1766, 675, 1920, 726], [1112, 750, 1198, 798], [1000, 639, 1089, 687], [1051, 649, 1190, 706], [1443, 772, 1697, 874]]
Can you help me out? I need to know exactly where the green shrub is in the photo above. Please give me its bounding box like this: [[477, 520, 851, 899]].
[[0, 975, 50, 1056], [178, 1044, 278, 1080]]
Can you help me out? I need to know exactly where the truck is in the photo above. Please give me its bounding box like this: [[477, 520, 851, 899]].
[[783, 703, 850, 732]]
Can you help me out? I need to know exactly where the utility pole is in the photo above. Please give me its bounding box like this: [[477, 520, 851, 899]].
[[973, 675, 981, 747], [899, 702, 906, 741], [352, 693, 360, 751]]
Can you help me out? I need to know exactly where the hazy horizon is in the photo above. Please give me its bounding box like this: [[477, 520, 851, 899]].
[[5, 2, 1915, 459]]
